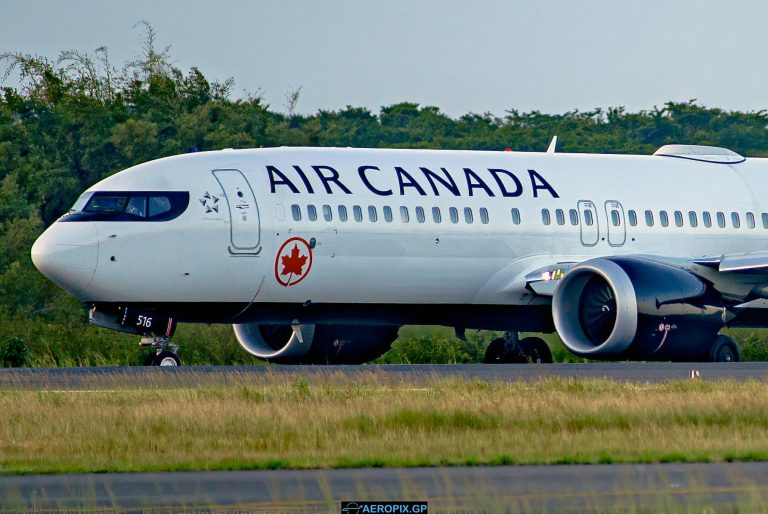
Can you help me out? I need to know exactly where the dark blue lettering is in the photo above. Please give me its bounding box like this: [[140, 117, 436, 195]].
[[488, 168, 523, 197], [395, 166, 427, 196], [292, 165, 314, 194], [528, 169, 559, 198], [463, 167, 495, 197], [267, 165, 299, 193], [312, 165, 352, 194], [358, 165, 393, 196], [420, 167, 460, 196]]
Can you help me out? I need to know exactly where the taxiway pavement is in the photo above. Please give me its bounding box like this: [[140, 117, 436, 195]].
[[2, 462, 767, 511]]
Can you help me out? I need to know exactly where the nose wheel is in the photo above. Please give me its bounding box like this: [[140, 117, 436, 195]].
[[141, 337, 182, 366]]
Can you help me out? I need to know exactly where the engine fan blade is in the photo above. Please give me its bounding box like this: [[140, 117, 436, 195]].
[[578, 275, 618, 345]]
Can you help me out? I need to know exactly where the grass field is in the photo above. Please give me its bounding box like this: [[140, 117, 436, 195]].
[[2, 372, 768, 475]]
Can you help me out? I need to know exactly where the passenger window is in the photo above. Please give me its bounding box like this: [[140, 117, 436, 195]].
[[628, 210, 637, 227], [731, 212, 741, 229], [353, 205, 363, 222], [400, 206, 410, 223], [480, 207, 489, 224], [464, 207, 474, 224], [763, 213, 768, 229], [322, 204, 332, 222], [569, 209, 579, 225], [674, 210, 683, 227], [555, 209, 564, 225], [541, 208, 551, 225], [338, 205, 348, 222], [688, 211, 698, 228], [307, 204, 317, 221], [747, 212, 755, 229], [383, 206, 393, 223], [416, 206, 426, 223], [659, 210, 669, 227], [511, 208, 521, 225], [703, 211, 712, 228], [368, 205, 377, 222], [432, 207, 442, 223], [717, 212, 726, 228], [125, 196, 147, 218], [645, 210, 654, 227], [450, 207, 459, 224], [291, 204, 301, 221], [584, 210, 594, 226], [611, 210, 620, 226]]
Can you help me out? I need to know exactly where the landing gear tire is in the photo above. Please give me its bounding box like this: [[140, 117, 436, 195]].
[[483, 338, 506, 363], [484, 334, 553, 364], [150, 350, 181, 367], [519, 337, 554, 364], [710, 335, 741, 362]]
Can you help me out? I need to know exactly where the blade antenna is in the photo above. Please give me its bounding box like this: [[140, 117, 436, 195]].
[[547, 135, 558, 154]]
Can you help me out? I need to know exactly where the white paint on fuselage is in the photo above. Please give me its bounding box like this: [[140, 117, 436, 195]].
[[35, 146, 768, 307]]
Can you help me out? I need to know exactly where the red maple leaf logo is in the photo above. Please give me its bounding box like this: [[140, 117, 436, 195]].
[[281, 244, 307, 277]]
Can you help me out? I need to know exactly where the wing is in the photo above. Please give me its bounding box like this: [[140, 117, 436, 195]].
[[526, 252, 768, 304], [693, 251, 768, 273]]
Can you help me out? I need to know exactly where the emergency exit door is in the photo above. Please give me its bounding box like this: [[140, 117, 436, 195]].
[[605, 200, 626, 246], [212, 169, 261, 255], [577, 200, 599, 247]]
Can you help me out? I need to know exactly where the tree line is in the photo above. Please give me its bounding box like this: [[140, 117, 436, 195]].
[[2, 26, 768, 364]]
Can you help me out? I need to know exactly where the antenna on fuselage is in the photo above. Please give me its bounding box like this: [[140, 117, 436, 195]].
[[546, 135, 557, 154]]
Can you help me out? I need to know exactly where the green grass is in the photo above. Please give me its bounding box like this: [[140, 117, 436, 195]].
[[2, 373, 768, 474]]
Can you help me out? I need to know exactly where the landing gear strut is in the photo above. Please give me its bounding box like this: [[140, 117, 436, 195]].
[[484, 332, 554, 364], [141, 337, 181, 366]]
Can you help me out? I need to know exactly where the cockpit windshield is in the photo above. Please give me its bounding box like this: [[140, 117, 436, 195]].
[[61, 191, 189, 222], [85, 195, 129, 213], [69, 192, 93, 213]]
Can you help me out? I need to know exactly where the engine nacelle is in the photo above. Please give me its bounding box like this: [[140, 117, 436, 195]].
[[552, 257, 725, 361], [233, 323, 400, 364]]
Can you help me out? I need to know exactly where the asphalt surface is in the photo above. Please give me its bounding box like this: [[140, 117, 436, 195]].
[[0, 362, 767, 389], [2, 463, 768, 511]]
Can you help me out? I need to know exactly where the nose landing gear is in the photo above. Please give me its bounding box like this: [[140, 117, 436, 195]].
[[141, 337, 182, 366]]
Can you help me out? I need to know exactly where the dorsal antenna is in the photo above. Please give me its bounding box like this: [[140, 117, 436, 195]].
[[547, 135, 558, 154]]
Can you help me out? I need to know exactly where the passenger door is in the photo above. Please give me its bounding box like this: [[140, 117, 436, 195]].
[[212, 169, 261, 255]]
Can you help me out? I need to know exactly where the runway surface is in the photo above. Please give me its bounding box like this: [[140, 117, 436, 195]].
[[3, 462, 768, 511], [0, 362, 767, 389]]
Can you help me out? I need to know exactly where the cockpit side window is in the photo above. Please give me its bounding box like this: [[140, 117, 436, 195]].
[[62, 191, 189, 222], [149, 196, 172, 218], [125, 196, 147, 218]]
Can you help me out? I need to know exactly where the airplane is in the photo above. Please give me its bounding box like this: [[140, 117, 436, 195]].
[[30, 141, 768, 366]]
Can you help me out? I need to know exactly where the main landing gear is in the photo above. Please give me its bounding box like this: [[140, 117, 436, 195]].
[[141, 337, 181, 366], [710, 334, 742, 362], [484, 331, 554, 364]]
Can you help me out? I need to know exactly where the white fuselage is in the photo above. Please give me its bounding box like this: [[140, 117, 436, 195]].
[[31, 146, 768, 321]]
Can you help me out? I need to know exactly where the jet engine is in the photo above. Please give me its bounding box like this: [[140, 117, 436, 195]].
[[233, 323, 400, 364], [552, 257, 726, 361]]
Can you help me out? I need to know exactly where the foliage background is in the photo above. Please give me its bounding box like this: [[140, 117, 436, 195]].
[[3, 28, 768, 365]]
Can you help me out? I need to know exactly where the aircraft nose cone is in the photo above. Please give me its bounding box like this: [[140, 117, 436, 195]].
[[31, 221, 98, 297]]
